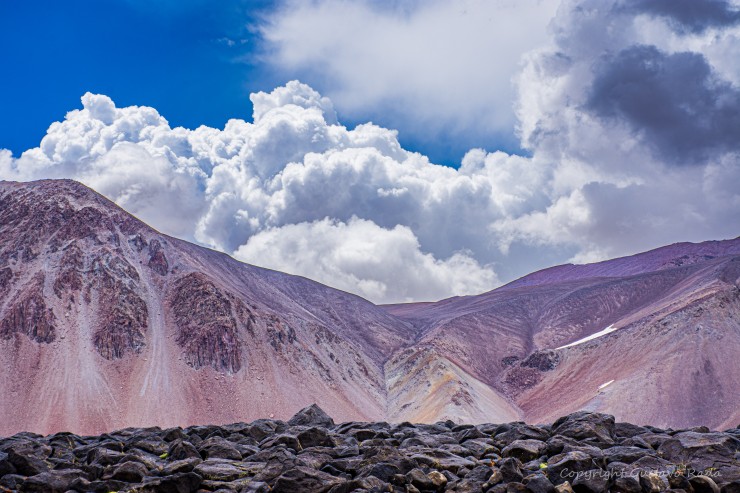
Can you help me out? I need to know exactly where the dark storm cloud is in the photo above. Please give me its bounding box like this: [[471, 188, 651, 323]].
[[627, 0, 740, 33], [587, 45, 740, 165]]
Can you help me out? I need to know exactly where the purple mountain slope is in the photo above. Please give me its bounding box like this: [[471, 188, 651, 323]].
[[1, 179, 738, 434]]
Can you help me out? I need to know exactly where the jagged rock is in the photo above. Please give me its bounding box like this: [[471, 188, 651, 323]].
[[668, 473, 693, 491], [271, 466, 342, 493], [545, 436, 594, 457], [6, 448, 51, 476], [138, 472, 202, 493], [525, 474, 556, 493], [198, 437, 242, 460], [298, 427, 335, 449], [242, 481, 271, 492], [499, 457, 525, 483], [193, 459, 257, 482], [0, 277, 56, 343], [168, 439, 201, 461], [358, 461, 400, 482], [503, 439, 548, 462], [161, 458, 202, 475], [71, 478, 131, 492], [288, 404, 336, 428], [0, 267, 12, 299], [658, 432, 740, 472], [635, 433, 673, 450], [147, 239, 169, 275], [108, 460, 148, 482], [90, 251, 149, 359], [131, 436, 168, 455], [19, 468, 86, 493], [171, 273, 243, 373], [485, 467, 505, 487], [495, 424, 551, 447], [603, 445, 656, 464], [406, 468, 438, 490], [546, 451, 595, 485], [618, 436, 652, 449], [85, 446, 125, 466], [551, 412, 615, 445], [259, 433, 302, 452], [614, 423, 651, 438]]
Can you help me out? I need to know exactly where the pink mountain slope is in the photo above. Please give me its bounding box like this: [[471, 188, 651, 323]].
[[0, 180, 415, 435], [1, 179, 738, 434]]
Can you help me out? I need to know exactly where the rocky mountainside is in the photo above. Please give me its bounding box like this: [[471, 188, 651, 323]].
[[0, 179, 415, 435], [0, 405, 738, 493], [383, 239, 740, 430], [0, 179, 739, 435]]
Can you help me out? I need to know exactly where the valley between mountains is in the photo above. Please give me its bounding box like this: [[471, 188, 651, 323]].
[[0, 179, 738, 435]]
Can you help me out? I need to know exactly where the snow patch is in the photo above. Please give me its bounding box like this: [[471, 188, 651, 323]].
[[598, 379, 614, 390], [555, 325, 618, 350]]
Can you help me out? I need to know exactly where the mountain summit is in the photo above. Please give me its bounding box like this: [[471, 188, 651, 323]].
[[1, 179, 738, 434]]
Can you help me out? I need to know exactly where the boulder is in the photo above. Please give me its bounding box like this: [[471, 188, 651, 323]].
[[19, 469, 87, 493], [168, 439, 201, 461], [571, 469, 609, 493], [658, 432, 739, 472], [288, 404, 335, 428], [298, 427, 335, 449], [108, 460, 148, 482], [525, 474, 556, 493], [551, 412, 615, 445], [545, 451, 596, 485], [271, 466, 342, 493], [503, 440, 548, 462], [689, 475, 721, 493], [198, 437, 242, 460]]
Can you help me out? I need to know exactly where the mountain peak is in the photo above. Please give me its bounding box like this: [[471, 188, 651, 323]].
[[0, 179, 738, 434]]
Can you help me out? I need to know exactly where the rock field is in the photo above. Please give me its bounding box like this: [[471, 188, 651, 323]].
[[1, 405, 738, 493]]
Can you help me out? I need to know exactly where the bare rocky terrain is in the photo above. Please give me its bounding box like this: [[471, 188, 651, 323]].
[[0, 405, 738, 493], [0, 179, 416, 435], [0, 179, 739, 436], [383, 243, 740, 430]]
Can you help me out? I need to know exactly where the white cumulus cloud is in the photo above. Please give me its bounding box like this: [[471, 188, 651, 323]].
[[234, 217, 498, 303], [1, 82, 513, 303], [260, 0, 561, 151], [1, 0, 739, 303]]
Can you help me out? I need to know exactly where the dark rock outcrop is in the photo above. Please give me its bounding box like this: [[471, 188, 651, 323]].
[[91, 252, 148, 359], [147, 238, 169, 276], [0, 274, 56, 343], [171, 273, 244, 373]]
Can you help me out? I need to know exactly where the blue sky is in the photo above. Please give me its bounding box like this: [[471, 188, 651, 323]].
[[0, 0, 526, 167], [0, 0, 273, 157], [1, 0, 739, 303]]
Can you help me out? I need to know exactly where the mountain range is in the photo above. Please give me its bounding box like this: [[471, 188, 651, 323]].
[[0, 179, 738, 435]]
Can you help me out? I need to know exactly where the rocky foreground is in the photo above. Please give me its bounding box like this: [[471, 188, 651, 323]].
[[0, 406, 738, 493]]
